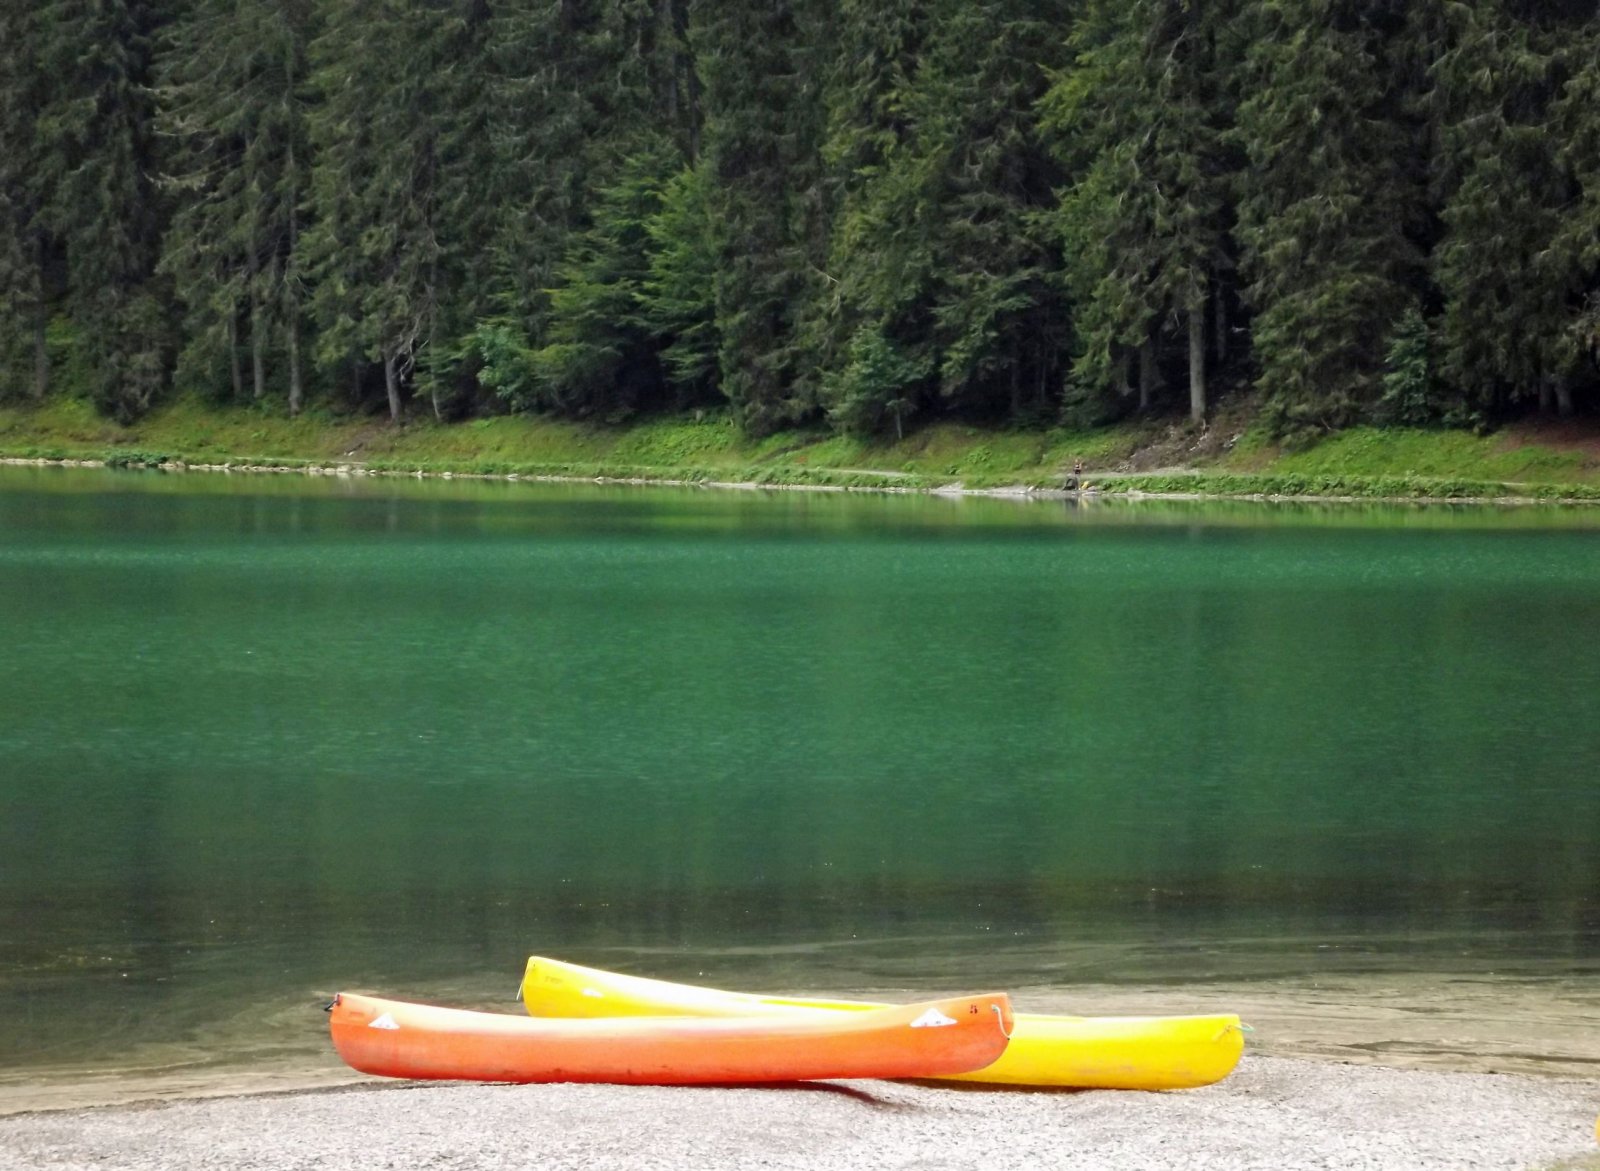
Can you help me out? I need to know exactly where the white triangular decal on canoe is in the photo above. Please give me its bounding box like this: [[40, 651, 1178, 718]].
[[908, 1008, 957, 1028], [368, 1013, 400, 1030]]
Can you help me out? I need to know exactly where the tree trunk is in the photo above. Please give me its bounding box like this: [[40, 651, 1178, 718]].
[[1214, 284, 1228, 364], [676, 0, 701, 162], [660, 0, 678, 128], [32, 313, 48, 399], [247, 237, 265, 400], [428, 274, 442, 422], [250, 289, 266, 401], [1552, 375, 1573, 418], [228, 312, 244, 400], [1138, 337, 1158, 412], [285, 58, 304, 417], [1188, 301, 1206, 424], [286, 311, 302, 416], [383, 349, 403, 424], [31, 292, 48, 401]]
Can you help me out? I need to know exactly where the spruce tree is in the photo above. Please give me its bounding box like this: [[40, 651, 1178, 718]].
[[0, 4, 52, 399], [1234, 0, 1430, 437], [28, 0, 172, 418], [809, 0, 934, 436], [157, 0, 314, 413], [642, 163, 722, 403], [1044, 0, 1238, 427], [917, 0, 1071, 424], [1555, 11, 1600, 393], [475, 0, 697, 419], [303, 0, 493, 423], [525, 146, 677, 419], [814, 0, 1070, 437], [1430, 0, 1596, 418], [691, 0, 831, 434]]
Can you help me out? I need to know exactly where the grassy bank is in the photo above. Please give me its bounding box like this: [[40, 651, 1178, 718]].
[[4, 396, 1600, 501]]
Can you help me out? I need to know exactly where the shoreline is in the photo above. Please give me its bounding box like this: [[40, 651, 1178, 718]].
[[4, 453, 1598, 509], [2, 1055, 1596, 1170], [8, 968, 1600, 1119], [7, 1031, 1596, 1121]]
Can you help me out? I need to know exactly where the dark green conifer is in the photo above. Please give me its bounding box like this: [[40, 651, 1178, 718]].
[[1433, 0, 1599, 418], [815, 0, 1069, 436], [525, 148, 677, 419], [0, 4, 53, 399], [303, 0, 493, 422], [27, 0, 172, 418], [642, 163, 722, 402], [157, 0, 314, 412], [1045, 0, 1238, 427], [1556, 13, 1600, 388], [691, 0, 831, 433], [916, 0, 1070, 424], [475, 0, 698, 418], [1234, 0, 1430, 437]]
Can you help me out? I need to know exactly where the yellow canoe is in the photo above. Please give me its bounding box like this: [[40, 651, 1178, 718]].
[[520, 955, 1245, 1090]]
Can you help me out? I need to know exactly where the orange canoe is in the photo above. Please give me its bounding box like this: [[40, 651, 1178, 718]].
[[328, 990, 1013, 1085]]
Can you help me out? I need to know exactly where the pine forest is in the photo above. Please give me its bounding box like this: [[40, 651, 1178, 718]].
[[2, 0, 1599, 444]]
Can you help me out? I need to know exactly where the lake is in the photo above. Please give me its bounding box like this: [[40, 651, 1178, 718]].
[[2, 465, 1598, 1109]]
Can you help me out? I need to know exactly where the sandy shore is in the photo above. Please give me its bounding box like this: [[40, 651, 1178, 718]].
[[1, 1057, 1596, 1171]]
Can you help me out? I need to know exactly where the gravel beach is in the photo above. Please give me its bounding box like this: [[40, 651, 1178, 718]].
[[1, 1056, 1596, 1171]]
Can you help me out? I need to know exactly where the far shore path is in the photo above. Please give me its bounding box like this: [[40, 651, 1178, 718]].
[[2, 1056, 1597, 1171]]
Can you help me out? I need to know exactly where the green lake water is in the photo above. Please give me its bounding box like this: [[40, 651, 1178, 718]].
[[2, 465, 1598, 1108]]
